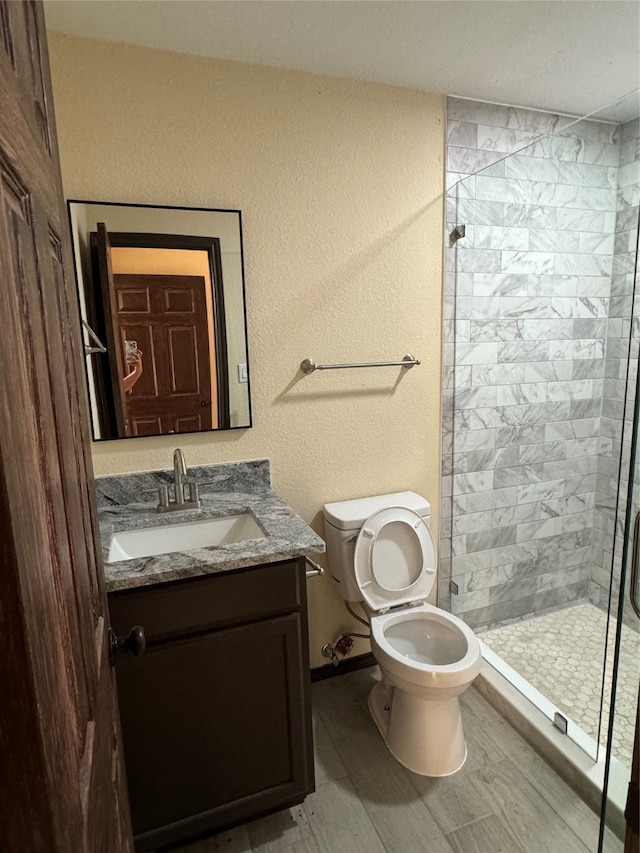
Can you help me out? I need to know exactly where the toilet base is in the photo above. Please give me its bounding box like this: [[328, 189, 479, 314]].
[[368, 677, 468, 777]]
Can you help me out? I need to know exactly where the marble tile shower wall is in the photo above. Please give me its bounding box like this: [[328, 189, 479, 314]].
[[440, 98, 634, 630]]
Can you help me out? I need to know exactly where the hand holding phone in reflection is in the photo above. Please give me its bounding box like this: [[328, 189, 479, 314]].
[[122, 348, 143, 394]]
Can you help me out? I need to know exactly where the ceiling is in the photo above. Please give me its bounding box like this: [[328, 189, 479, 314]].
[[44, 0, 640, 122]]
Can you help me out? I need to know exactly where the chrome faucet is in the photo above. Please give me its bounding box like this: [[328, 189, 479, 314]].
[[174, 448, 187, 501], [157, 448, 202, 513]]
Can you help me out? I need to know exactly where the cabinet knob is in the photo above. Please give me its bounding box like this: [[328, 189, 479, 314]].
[[109, 625, 146, 663]]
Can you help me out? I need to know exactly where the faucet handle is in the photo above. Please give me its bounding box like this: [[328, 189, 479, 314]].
[[188, 481, 200, 503], [158, 484, 170, 509]]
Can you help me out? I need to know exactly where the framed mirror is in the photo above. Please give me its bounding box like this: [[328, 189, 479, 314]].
[[68, 200, 251, 440]]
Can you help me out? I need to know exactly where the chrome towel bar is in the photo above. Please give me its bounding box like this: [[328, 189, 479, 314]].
[[82, 319, 107, 355], [300, 353, 420, 374]]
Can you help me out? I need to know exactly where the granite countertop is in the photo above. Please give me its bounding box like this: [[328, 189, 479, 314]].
[[96, 459, 325, 593]]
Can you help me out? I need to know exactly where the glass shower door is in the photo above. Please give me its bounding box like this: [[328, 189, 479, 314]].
[[599, 435, 640, 850], [599, 234, 640, 851]]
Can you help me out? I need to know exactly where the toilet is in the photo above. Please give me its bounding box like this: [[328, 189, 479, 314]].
[[323, 491, 481, 777]]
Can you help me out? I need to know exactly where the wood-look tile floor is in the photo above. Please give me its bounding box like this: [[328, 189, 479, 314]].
[[174, 666, 608, 853]]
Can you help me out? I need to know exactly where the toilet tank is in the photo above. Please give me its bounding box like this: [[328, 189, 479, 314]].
[[322, 491, 431, 603]]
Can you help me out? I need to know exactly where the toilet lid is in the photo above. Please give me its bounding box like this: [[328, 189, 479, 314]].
[[354, 507, 437, 611]]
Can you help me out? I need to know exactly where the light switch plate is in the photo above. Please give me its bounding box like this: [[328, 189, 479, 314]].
[[238, 363, 248, 383]]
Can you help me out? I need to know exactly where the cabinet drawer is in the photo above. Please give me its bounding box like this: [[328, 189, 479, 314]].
[[109, 558, 302, 643]]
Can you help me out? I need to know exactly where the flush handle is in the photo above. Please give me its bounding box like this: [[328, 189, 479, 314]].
[[109, 625, 146, 664], [304, 557, 325, 578]]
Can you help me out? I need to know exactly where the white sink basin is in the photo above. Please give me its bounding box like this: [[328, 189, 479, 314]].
[[107, 513, 266, 563]]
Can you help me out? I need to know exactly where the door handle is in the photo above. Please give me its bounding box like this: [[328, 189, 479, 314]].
[[109, 625, 146, 664], [200, 400, 210, 408], [631, 512, 640, 619]]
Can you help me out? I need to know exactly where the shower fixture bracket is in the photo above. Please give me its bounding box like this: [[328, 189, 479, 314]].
[[449, 225, 466, 245]]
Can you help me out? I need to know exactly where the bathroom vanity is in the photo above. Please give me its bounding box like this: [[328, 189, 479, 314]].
[[98, 460, 324, 852]]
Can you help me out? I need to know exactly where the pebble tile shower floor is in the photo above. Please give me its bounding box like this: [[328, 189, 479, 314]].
[[479, 602, 639, 766]]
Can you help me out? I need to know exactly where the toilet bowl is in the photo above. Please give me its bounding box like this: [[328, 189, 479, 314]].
[[323, 492, 481, 777], [369, 603, 481, 775]]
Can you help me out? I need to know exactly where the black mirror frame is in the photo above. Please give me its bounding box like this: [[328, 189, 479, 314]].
[[67, 199, 252, 441]]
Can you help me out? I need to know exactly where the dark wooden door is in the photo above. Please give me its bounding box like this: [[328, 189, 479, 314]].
[[112, 273, 214, 435], [0, 2, 133, 850]]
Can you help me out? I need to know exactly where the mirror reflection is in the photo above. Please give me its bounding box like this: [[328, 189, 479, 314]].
[[68, 201, 251, 440]]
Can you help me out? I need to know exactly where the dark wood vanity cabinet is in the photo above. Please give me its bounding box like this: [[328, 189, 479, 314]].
[[108, 557, 314, 852]]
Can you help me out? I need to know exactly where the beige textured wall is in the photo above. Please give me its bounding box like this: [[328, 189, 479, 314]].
[[48, 33, 445, 667]]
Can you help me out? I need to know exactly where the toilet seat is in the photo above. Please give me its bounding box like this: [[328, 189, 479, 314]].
[[354, 506, 437, 612]]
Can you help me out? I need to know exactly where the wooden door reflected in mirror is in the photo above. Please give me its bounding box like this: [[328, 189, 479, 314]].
[[68, 201, 251, 440]]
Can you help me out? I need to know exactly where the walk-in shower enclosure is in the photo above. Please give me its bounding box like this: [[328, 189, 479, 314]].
[[440, 95, 639, 845]]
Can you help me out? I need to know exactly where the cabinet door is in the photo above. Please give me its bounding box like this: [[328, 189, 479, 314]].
[[115, 613, 312, 849]]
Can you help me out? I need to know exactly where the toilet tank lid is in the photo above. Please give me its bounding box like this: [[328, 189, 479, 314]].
[[323, 491, 431, 530]]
